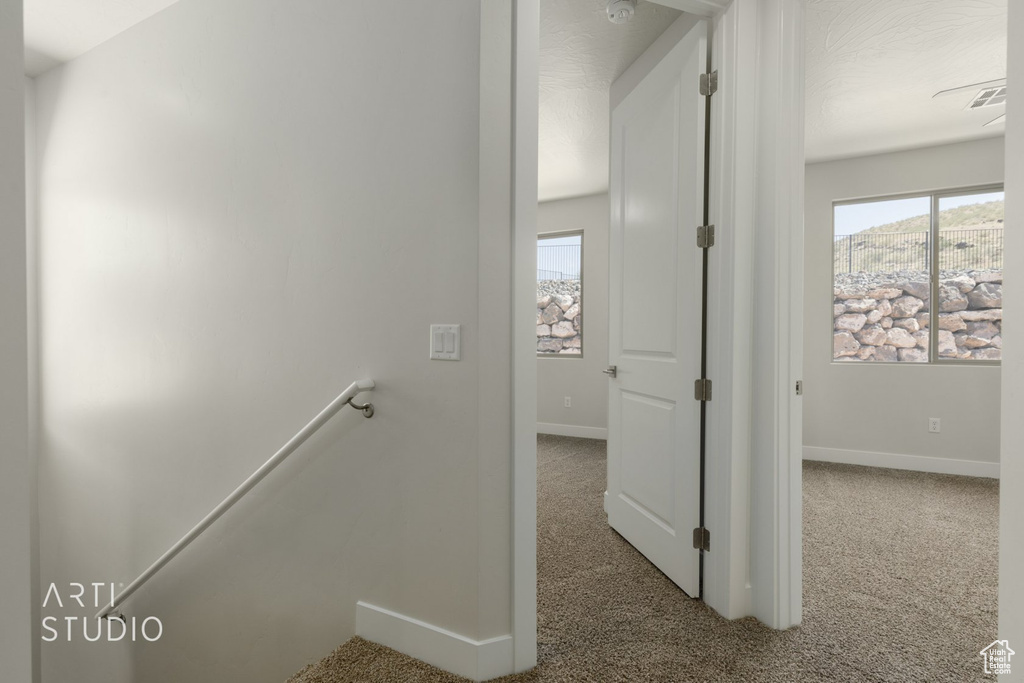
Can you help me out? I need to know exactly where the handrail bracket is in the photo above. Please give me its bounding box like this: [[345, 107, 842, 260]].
[[346, 397, 375, 418]]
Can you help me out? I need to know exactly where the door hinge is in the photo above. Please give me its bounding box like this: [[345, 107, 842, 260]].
[[694, 378, 712, 402], [700, 71, 718, 96], [697, 224, 715, 248], [795, 380, 803, 396], [693, 526, 710, 552]]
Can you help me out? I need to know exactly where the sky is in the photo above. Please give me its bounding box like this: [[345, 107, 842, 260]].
[[538, 233, 581, 279], [834, 191, 1004, 237]]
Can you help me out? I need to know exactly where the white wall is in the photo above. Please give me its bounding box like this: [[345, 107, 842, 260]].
[[536, 193, 609, 438], [1, 0, 32, 679], [999, 0, 1023, 675], [803, 138, 1004, 477], [33, 2, 511, 682]]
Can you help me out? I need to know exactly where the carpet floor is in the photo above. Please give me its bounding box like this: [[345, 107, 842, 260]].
[[289, 435, 1000, 682]]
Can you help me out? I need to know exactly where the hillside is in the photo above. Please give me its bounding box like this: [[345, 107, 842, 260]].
[[857, 200, 1004, 235]]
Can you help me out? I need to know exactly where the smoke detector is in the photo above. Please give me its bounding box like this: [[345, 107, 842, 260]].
[[607, 0, 636, 24]]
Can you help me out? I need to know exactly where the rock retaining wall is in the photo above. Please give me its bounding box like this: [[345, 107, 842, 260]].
[[537, 280, 581, 354], [834, 269, 1002, 361]]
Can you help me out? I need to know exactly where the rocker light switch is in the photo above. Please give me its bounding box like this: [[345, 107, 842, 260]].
[[430, 325, 461, 361]]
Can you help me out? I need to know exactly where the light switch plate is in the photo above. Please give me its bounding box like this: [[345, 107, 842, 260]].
[[430, 324, 461, 361]]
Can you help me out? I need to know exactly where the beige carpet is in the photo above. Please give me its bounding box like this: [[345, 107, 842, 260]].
[[289, 435, 1000, 682]]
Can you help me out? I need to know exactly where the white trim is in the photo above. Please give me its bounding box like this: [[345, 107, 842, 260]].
[[804, 446, 999, 479], [703, 0, 754, 622], [728, 0, 804, 631], [355, 602, 513, 683], [511, 0, 539, 674], [536, 423, 608, 440]]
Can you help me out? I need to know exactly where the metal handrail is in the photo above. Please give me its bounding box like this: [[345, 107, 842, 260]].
[[95, 379, 376, 620]]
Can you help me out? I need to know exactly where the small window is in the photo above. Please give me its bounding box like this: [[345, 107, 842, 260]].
[[537, 232, 582, 356], [833, 187, 1003, 363]]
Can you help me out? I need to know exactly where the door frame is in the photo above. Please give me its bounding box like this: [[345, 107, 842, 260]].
[[510, 0, 806, 672]]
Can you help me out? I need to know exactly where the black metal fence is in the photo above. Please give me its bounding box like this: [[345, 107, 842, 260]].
[[833, 229, 1003, 274], [537, 244, 581, 281]]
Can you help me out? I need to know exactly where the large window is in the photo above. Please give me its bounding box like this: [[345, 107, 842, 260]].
[[537, 232, 582, 356], [833, 187, 1004, 363]]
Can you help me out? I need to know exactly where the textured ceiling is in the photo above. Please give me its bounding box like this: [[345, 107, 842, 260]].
[[539, 0, 681, 201], [805, 0, 1007, 163], [24, 1, 1006, 192], [24, 0, 182, 76]]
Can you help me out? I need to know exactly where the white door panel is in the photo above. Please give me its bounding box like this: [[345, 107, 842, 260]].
[[607, 18, 707, 598]]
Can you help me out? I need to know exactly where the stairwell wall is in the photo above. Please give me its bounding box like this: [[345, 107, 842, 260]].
[[33, 2, 512, 681], [0, 1, 32, 680]]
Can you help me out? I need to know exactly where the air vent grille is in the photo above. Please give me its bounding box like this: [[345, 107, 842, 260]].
[[967, 86, 1007, 110]]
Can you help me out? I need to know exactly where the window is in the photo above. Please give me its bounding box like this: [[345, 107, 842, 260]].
[[537, 232, 582, 356], [833, 187, 1003, 363]]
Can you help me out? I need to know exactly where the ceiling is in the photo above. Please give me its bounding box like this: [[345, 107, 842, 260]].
[[539, 0, 681, 202], [23, 0, 1009, 196], [804, 0, 1007, 162], [24, 0, 182, 76]]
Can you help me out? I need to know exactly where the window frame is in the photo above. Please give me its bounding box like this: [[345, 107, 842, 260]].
[[537, 229, 584, 359], [831, 183, 1004, 366]]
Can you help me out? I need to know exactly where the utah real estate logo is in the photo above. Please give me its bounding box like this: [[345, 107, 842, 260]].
[[981, 639, 1014, 676]]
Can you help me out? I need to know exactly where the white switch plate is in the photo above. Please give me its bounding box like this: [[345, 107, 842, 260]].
[[430, 324, 461, 361]]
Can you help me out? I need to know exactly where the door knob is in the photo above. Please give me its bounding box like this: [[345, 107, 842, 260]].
[[602, 365, 617, 378]]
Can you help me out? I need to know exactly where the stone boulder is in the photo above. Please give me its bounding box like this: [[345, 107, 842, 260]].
[[886, 328, 917, 349], [554, 294, 574, 312], [874, 346, 898, 362], [844, 298, 877, 313], [551, 320, 576, 338], [937, 313, 966, 332], [891, 296, 924, 319], [856, 325, 887, 346], [942, 275, 976, 293], [899, 281, 930, 299], [835, 313, 867, 333], [938, 330, 957, 357], [893, 318, 919, 332], [938, 284, 968, 312], [968, 283, 1002, 309], [975, 271, 1002, 284], [898, 348, 928, 362], [537, 324, 551, 337], [541, 303, 562, 325], [538, 339, 563, 352], [834, 331, 860, 357], [959, 308, 1002, 322], [867, 287, 903, 300]]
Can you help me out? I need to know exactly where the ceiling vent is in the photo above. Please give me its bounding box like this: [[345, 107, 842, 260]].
[[966, 86, 1007, 111]]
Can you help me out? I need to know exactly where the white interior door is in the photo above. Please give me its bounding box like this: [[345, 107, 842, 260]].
[[606, 18, 707, 598]]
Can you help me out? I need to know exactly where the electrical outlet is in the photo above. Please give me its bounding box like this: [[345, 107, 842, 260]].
[[928, 418, 941, 433], [564, 396, 572, 408]]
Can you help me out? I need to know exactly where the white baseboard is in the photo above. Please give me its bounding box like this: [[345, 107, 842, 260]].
[[355, 601, 513, 682], [803, 446, 999, 479], [537, 422, 608, 440]]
